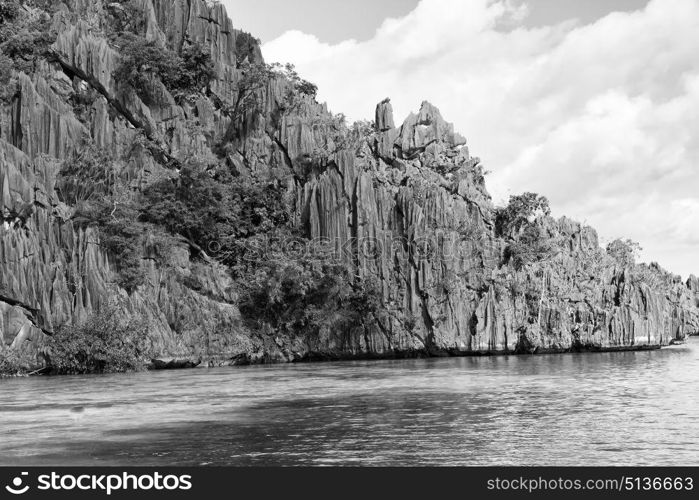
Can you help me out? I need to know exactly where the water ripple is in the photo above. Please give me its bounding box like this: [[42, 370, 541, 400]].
[[0, 339, 698, 465]]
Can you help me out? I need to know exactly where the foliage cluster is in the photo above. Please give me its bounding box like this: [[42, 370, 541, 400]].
[[104, 0, 147, 39], [114, 34, 215, 104], [606, 238, 642, 267], [234, 30, 260, 65], [139, 158, 382, 338], [495, 192, 551, 237], [0, 0, 57, 75], [0, 348, 37, 376], [221, 61, 317, 124], [46, 301, 152, 374], [137, 151, 382, 338], [67, 84, 100, 124], [139, 160, 291, 266], [496, 193, 556, 270], [57, 145, 147, 292], [503, 225, 557, 270], [0, 51, 16, 103], [236, 246, 382, 339], [0, 0, 19, 24], [56, 144, 118, 205]]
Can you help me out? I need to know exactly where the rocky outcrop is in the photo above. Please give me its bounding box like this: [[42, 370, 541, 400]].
[[1, 0, 697, 369], [688, 275, 699, 294], [149, 357, 201, 369], [292, 101, 698, 357], [0, 0, 259, 365], [375, 98, 394, 131], [686, 275, 699, 334]]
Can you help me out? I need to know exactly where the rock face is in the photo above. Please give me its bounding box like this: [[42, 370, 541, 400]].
[[1, 0, 254, 364], [294, 101, 699, 356], [1, 0, 698, 368]]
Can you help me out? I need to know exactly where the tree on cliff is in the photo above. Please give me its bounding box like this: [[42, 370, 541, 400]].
[[0, 0, 57, 74], [236, 241, 382, 340], [56, 145, 118, 205], [0, 0, 19, 24], [495, 193, 556, 269], [113, 35, 215, 104], [56, 145, 148, 293], [179, 43, 217, 96], [223, 62, 317, 123], [504, 225, 557, 270], [45, 298, 152, 374], [105, 0, 147, 39], [234, 30, 260, 64], [606, 238, 642, 267], [139, 159, 291, 266], [0, 52, 15, 103], [495, 192, 551, 237]]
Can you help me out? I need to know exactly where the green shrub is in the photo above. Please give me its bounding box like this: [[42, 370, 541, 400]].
[[178, 42, 216, 95], [140, 161, 290, 266], [114, 35, 215, 104], [0, 0, 19, 24], [276, 63, 318, 106], [494, 192, 555, 269], [105, 0, 146, 39], [46, 302, 151, 374], [504, 225, 556, 270], [221, 62, 317, 123], [21, 0, 61, 13], [495, 192, 551, 237], [99, 203, 147, 292], [67, 85, 100, 124], [113, 35, 179, 103], [0, 51, 11, 77], [0, 349, 37, 377], [221, 61, 275, 121], [73, 199, 147, 293], [58, 144, 147, 292], [235, 31, 260, 65], [237, 241, 382, 338], [0, 52, 17, 103], [0, 1, 56, 74], [56, 144, 118, 205], [139, 160, 234, 257], [606, 238, 641, 267]]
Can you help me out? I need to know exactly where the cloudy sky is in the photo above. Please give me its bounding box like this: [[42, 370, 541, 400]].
[[223, 0, 698, 279]]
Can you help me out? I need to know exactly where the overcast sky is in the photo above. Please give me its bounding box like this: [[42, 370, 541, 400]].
[[223, 0, 698, 279]]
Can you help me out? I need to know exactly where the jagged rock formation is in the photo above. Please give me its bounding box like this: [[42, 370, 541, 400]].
[[687, 275, 699, 334], [1, 0, 698, 368], [1, 0, 256, 363], [296, 101, 699, 355]]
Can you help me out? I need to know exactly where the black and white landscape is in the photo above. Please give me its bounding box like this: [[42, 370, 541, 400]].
[[0, 0, 698, 467]]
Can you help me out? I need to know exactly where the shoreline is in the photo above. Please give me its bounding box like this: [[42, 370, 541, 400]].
[[4, 340, 690, 378], [296, 343, 663, 362]]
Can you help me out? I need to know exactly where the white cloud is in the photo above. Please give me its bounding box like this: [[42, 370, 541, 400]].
[[262, 0, 699, 278]]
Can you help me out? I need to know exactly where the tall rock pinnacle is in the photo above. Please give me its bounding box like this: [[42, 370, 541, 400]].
[[375, 98, 395, 131]]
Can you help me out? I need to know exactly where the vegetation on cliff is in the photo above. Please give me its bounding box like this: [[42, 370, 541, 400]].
[[0, 0, 57, 74], [45, 300, 152, 374], [495, 192, 558, 270], [0, 348, 36, 376], [115, 34, 216, 104]]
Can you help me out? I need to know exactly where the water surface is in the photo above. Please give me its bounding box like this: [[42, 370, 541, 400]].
[[1, 338, 698, 465]]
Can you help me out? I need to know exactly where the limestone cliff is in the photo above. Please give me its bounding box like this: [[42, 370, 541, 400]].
[[1, 0, 697, 369]]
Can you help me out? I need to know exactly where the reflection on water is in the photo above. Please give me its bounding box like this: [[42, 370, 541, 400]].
[[1, 338, 698, 466]]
